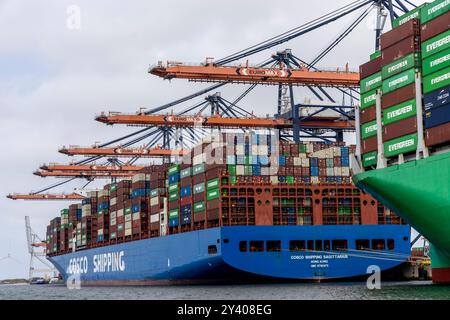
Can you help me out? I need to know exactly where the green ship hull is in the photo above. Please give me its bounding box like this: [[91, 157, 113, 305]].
[[353, 152, 450, 283]]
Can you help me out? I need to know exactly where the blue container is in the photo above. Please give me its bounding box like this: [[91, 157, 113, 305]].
[[132, 189, 147, 199], [257, 156, 269, 165], [181, 186, 191, 197], [82, 198, 91, 205], [132, 204, 146, 213], [279, 156, 286, 166], [425, 104, 450, 129], [341, 147, 349, 155], [278, 176, 286, 183], [424, 86, 450, 111], [336, 177, 343, 183], [310, 157, 319, 167], [76, 209, 82, 220], [97, 235, 104, 242], [169, 218, 179, 227], [236, 156, 245, 165], [181, 214, 192, 225], [310, 167, 319, 177], [168, 173, 180, 185], [341, 157, 350, 166], [252, 165, 261, 176], [98, 202, 109, 211], [181, 204, 192, 215], [303, 177, 311, 183]]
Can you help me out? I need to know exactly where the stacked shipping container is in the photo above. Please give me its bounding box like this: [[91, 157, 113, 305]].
[[359, 0, 450, 168]]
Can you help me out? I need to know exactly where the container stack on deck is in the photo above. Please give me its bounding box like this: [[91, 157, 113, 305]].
[[359, 0, 450, 169]]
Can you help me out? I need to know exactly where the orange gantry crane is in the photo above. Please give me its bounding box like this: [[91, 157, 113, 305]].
[[96, 113, 355, 130], [149, 62, 360, 87], [59, 145, 188, 157], [40, 164, 145, 172], [7, 193, 85, 201], [34, 171, 137, 178]]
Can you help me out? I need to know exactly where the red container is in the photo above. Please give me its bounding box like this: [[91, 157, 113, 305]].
[[426, 122, 450, 147], [181, 178, 192, 187], [383, 116, 417, 141], [193, 193, 205, 203], [207, 198, 220, 210], [361, 136, 378, 153], [206, 209, 220, 221], [381, 36, 420, 66], [180, 196, 192, 206], [318, 168, 327, 177], [301, 167, 309, 176], [193, 174, 205, 185], [194, 213, 206, 222], [168, 201, 179, 211], [421, 11, 450, 41], [117, 216, 125, 224], [360, 56, 382, 79], [360, 106, 376, 124], [382, 83, 416, 109], [150, 222, 160, 231], [381, 19, 420, 50], [318, 159, 327, 168]]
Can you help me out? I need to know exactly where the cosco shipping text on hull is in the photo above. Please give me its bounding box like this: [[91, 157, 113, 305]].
[[50, 225, 411, 285]]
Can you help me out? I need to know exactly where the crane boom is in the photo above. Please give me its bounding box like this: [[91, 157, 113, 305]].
[[40, 164, 145, 172], [59, 146, 188, 157], [8, 193, 85, 201], [149, 63, 360, 87], [96, 113, 355, 130], [34, 171, 137, 178]]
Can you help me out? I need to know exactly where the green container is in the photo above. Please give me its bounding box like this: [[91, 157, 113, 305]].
[[360, 89, 378, 110], [168, 164, 181, 175], [361, 120, 378, 140], [244, 156, 253, 165], [422, 29, 450, 59], [423, 66, 450, 94], [180, 167, 192, 179], [299, 144, 307, 153], [392, 5, 423, 28], [360, 72, 382, 94], [169, 192, 179, 202], [421, 0, 450, 24], [384, 133, 418, 158], [422, 47, 450, 76], [207, 178, 220, 190], [168, 184, 179, 193], [228, 165, 236, 176], [110, 184, 118, 192], [193, 201, 205, 213], [244, 165, 253, 175], [286, 176, 295, 185], [382, 68, 416, 94], [60, 209, 69, 214], [370, 51, 381, 60], [206, 188, 220, 201], [382, 53, 421, 80], [125, 207, 132, 215], [383, 99, 417, 126], [229, 176, 237, 185], [362, 151, 378, 167], [193, 183, 205, 194], [193, 163, 205, 175], [169, 209, 179, 218]]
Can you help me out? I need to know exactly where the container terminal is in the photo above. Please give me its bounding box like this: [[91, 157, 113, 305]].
[[7, 0, 446, 285]]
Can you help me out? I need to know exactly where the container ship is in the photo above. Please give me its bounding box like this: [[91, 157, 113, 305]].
[[353, 0, 450, 284], [45, 134, 411, 285]]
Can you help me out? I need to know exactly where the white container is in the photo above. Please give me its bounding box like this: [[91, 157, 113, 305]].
[[132, 212, 140, 221], [235, 145, 245, 155], [125, 229, 132, 237], [236, 165, 245, 176], [342, 167, 350, 176], [270, 176, 279, 184], [125, 214, 132, 222], [311, 177, 320, 184], [301, 158, 310, 167], [258, 145, 268, 155], [294, 158, 301, 166], [326, 168, 334, 176], [150, 197, 159, 207], [132, 173, 147, 183], [125, 221, 132, 229], [117, 209, 124, 217], [110, 197, 117, 206], [251, 145, 259, 155], [334, 167, 342, 176], [98, 229, 104, 236], [261, 167, 270, 176], [332, 147, 342, 157], [150, 214, 159, 223], [110, 211, 117, 219], [110, 218, 117, 226]]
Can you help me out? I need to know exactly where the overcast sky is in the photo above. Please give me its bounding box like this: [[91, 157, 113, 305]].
[[0, 0, 426, 279]]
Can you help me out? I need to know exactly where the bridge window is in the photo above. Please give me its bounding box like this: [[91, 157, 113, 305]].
[[208, 245, 218, 254], [315, 240, 323, 251], [356, 239, 370, 250], [267, 240, 281, 252], [250, 241, 264, 252], [372, 239, 385, 250], [324, 240, 331, 251], [387, 239, 395, 250], [307, 240, 314, 251], [239, 241, 247, 252], [289, 240, 305, 251], [332, 240, 348, 251]]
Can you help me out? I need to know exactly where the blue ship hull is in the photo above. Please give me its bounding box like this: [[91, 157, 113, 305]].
[[49, 225, 411, 285]]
